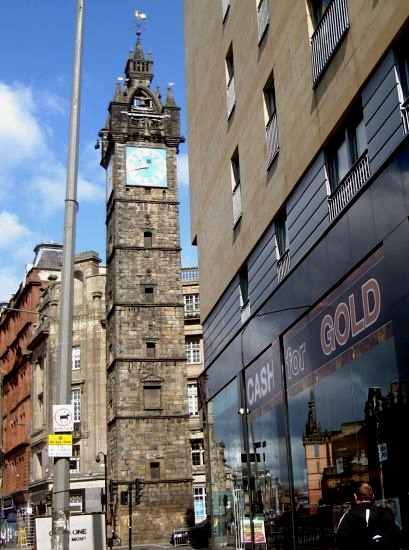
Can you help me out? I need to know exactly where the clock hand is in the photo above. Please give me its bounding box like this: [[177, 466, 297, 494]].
[[132, 165, 149, 171]]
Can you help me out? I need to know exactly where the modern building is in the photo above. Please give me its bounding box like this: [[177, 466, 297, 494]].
[[184, 1, 409, 548], [98, 29, 195, 544]]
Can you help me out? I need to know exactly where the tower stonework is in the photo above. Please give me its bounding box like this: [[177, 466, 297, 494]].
[[99, 30, 193, 545]]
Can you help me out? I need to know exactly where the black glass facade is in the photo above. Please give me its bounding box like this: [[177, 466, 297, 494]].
[[202, 145, 409, 549]]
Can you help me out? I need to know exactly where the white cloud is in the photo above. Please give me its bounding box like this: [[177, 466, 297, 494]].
[[0, 82, 47, 184], [24, 144, 105, 218], [78, 175, 105, 203], [0, 211, 32, 248], [39, 90, 68, 116], [0, 265, 21, 303]]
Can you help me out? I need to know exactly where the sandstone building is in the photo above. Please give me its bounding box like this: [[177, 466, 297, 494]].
[[184, 1, 409, 548]]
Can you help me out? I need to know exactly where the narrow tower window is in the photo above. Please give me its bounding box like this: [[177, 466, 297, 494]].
[[144, 231, 152, 248]]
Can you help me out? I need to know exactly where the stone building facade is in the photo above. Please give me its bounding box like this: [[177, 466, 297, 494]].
[[27, 249, 107, 522], [98, 31, 193, 544], [182, 268, 206, 524], [0, 245, 108, 546]]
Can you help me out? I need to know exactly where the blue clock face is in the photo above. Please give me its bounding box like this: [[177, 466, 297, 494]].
[[126, 146, 167, 188]]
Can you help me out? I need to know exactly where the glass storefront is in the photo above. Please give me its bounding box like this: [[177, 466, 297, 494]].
[[205, 247, 409, 549]]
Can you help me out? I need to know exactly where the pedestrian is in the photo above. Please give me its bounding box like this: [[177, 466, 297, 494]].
[[107, 521, 114, 549], [0, 528, 6, 547], [336, 481, 404, 549]]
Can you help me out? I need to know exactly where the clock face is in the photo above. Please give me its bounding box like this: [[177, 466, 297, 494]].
[[126, 146, 167, 188]]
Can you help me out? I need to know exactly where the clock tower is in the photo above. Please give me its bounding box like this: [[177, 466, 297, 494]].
[[99, 28, 193, 545]]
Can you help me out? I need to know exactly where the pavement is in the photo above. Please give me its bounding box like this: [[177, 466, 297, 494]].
[[4, 544, 186, 550]]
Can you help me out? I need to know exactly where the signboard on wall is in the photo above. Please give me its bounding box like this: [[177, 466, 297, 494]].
[[245, 345, 281, 415], [282, 248, 388, 395], [35, 513, 105, 550]]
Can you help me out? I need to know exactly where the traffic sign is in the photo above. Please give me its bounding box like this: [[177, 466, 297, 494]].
[[48, 434, 73, 445], [53, 404, 74, 432], [48, 434, 72, 457]]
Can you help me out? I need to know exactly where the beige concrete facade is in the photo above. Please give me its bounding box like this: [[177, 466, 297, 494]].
[[184, 0, 409, 320]]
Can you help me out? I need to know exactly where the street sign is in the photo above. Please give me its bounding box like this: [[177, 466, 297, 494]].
[[48, 434, 73, 445], [48, 433, 73, 457], [53, 404, 74, 432]]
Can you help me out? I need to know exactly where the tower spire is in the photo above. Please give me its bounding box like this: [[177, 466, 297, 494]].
[[124, 12, 153, 88]]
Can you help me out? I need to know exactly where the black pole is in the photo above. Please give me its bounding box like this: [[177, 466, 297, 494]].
[[128, 483, 132, 550]]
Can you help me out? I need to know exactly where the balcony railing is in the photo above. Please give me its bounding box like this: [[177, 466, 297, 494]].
[[328, 152, 370, 221], [232, 183, 242, 226], [277, 249, 290, 283], [257, 0, 269, 42], [266, 111, 279, 167], [311, 0, 349, 85], [227, 75, 236, 118]]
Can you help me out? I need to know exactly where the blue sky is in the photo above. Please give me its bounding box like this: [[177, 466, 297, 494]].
[[0, 0, 196, 303]]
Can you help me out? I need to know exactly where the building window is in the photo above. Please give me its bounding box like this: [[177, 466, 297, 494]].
[[275, 210, 288, 259], [71, 388, 81, 422], [191, 441, 205, 467], [326, 107, 367, 192], [397, 48, 409, 100], [144, 231, 152, 248], [257, 0, 269, 42], [264, 78, 279, 166], [226, 45, 236, 118], [150, 461, 160, 481], [146, 342, 156, 358], [396, 31, 409, 133], [231, 149, 242, 226], [70, 445, 80, 473], [184, 294, 200, 316], [144, 385, 161, 410], [193, 486, 207, 522], [144, 287, 154, 303], [72, 346, 80, 370], [310, 0, 332, 28], [186, 340, 201, 364], [188, 384, 199, 417], [222, 0, 230, 21], [239, 264, 249, 308], [69, 492, 83, 513]]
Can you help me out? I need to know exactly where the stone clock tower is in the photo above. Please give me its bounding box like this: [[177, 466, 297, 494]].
[[99, 30, 193, 545]]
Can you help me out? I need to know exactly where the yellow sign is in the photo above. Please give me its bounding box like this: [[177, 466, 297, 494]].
[[48, 434, 73, 445]]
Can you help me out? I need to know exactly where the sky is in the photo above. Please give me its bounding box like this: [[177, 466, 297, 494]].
[[0, 0, 197, 303]]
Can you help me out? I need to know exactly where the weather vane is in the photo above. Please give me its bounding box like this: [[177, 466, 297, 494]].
[[134, 10, 147, 33]]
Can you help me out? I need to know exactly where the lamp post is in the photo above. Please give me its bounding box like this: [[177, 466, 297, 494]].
[[96, 452, 108, 547], [52, 1, 85, 548], [0, 307, 59, 324]]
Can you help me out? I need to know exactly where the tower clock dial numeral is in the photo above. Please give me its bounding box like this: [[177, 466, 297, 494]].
[[126, 146, 167, 188]]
